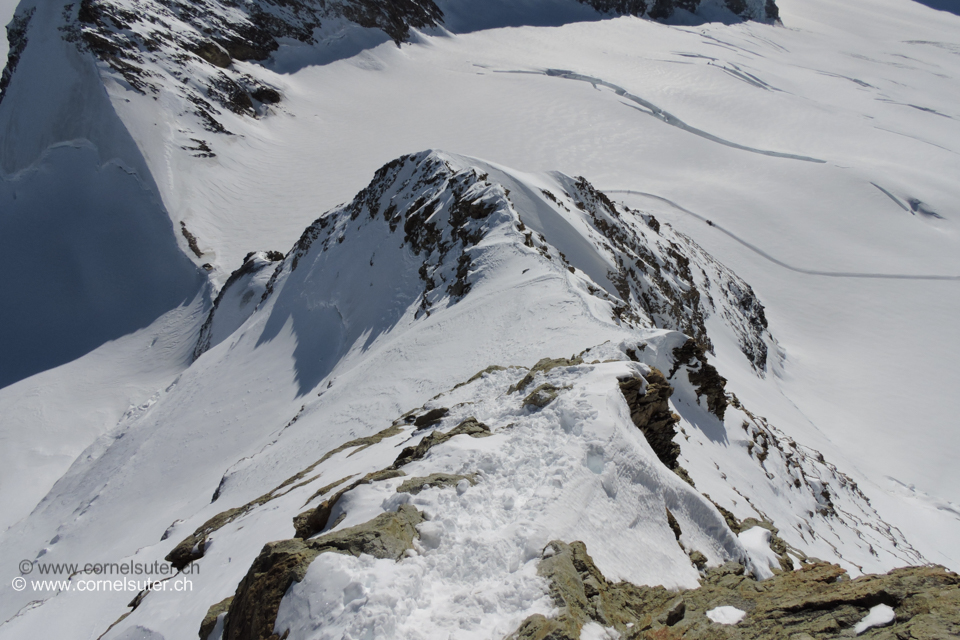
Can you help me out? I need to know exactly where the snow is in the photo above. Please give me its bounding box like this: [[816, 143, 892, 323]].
[[854, 603, 896, 635], [737, 527, 781, 580], [579, 621, 621, 640], [274, 358, 739, 639], [706, 605, 746, 625], [1, 0, 959, 638]]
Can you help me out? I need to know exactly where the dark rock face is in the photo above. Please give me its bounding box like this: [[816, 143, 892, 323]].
[[511, 357, 584, 393], [58, 0, 443, 133], [194, 250, 285, 360], [579, 0, 780, 22], [396, 472, 477, 495], [669, 338, 728, 420], [560, 176, 774, 374], [523, 383, 563, 408], [223, 504, 424, 640], [0, 8, 34, 104], [619, 368, 682, 469], [508, 540, 960, 640]]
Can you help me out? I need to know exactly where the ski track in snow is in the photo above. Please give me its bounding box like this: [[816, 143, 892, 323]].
[[495, 68, 827, 163], [605, 189, 960, 281]]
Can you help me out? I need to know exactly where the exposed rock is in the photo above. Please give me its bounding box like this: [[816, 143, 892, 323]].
[[689, 550, 708, 571], [523, 383, 562, 409], [396, 472, 477, 495], [578, 0, 779, 22], [199, 596, 232, 640], [0, 8, 34, 104], [506, 540, 960, 640], [669, 338, 728, 421], [507, 540, 679, 639], [223, 504, 424, 640], [192, 40, 232, 68], [313, 423, 406, 462], [740, 518, 794, 572], [180, 221, 204, 258], [618, 368, 681, 469], [194, 250, 285, 359], [170, 423, 405, 567], [673, 465, 696, 488], [666, 508, 683, 541], [413, 407, 449, 428], [391, 417, 491, 469], [293, 468, 406, 539], [510, 357, 584, 393]]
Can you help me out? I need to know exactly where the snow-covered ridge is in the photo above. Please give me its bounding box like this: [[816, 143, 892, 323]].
[[0, 148, 929, 639], [201, 150, 776, 375]]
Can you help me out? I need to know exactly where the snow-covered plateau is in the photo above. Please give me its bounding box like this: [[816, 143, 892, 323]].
[[1, 0, 958, 638]]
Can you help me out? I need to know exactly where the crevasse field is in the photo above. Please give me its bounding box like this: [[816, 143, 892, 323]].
[[0, 0, 958, 638]]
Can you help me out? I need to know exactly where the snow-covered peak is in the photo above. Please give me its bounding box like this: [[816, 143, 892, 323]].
[[208, 150, 775, 381]]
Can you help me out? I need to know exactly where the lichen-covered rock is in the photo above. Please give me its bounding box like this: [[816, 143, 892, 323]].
[[293, 468, 406, 539], [199, 596, 232, 640], [391, 417, 491, 469], [506, 540, 960, 640], [396, 472, 477, 495], [523, 383, 562, 409], [224, 504, 424, 640], [511, 357, 584, 393], [619, 368, 682, 469]]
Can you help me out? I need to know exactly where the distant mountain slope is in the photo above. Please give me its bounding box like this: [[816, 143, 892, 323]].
[[0, 0, 776, 389]]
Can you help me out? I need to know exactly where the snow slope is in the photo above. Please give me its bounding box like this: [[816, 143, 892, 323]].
[[94, 0, 960, 566], [1, 0, 959, 638], [0, 151, 925, 640]]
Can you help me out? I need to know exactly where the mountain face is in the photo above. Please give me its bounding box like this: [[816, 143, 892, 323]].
[[0, 0, 777, 134], [2, 0, 960, 639], [0, 152, 929, 640], [198, 151, 774, 373]]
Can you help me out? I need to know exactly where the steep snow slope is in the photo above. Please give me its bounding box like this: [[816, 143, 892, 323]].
[[80, 0, 959, 566], [0, 0, 958, 637], [0, 153, 919, 640], [0, 0, 206, 387]]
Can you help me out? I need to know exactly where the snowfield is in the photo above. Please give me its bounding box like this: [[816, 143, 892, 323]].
[[1, 0, 959, 638]]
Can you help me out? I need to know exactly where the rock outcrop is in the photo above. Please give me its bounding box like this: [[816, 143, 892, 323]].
[[0, 8, 34, 103], [670, 338, 728, 420], [580, 0, 779, 22], [223, 504, 424, 640], [508, 540, 960, 639], [619, 368, 682, 469]]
